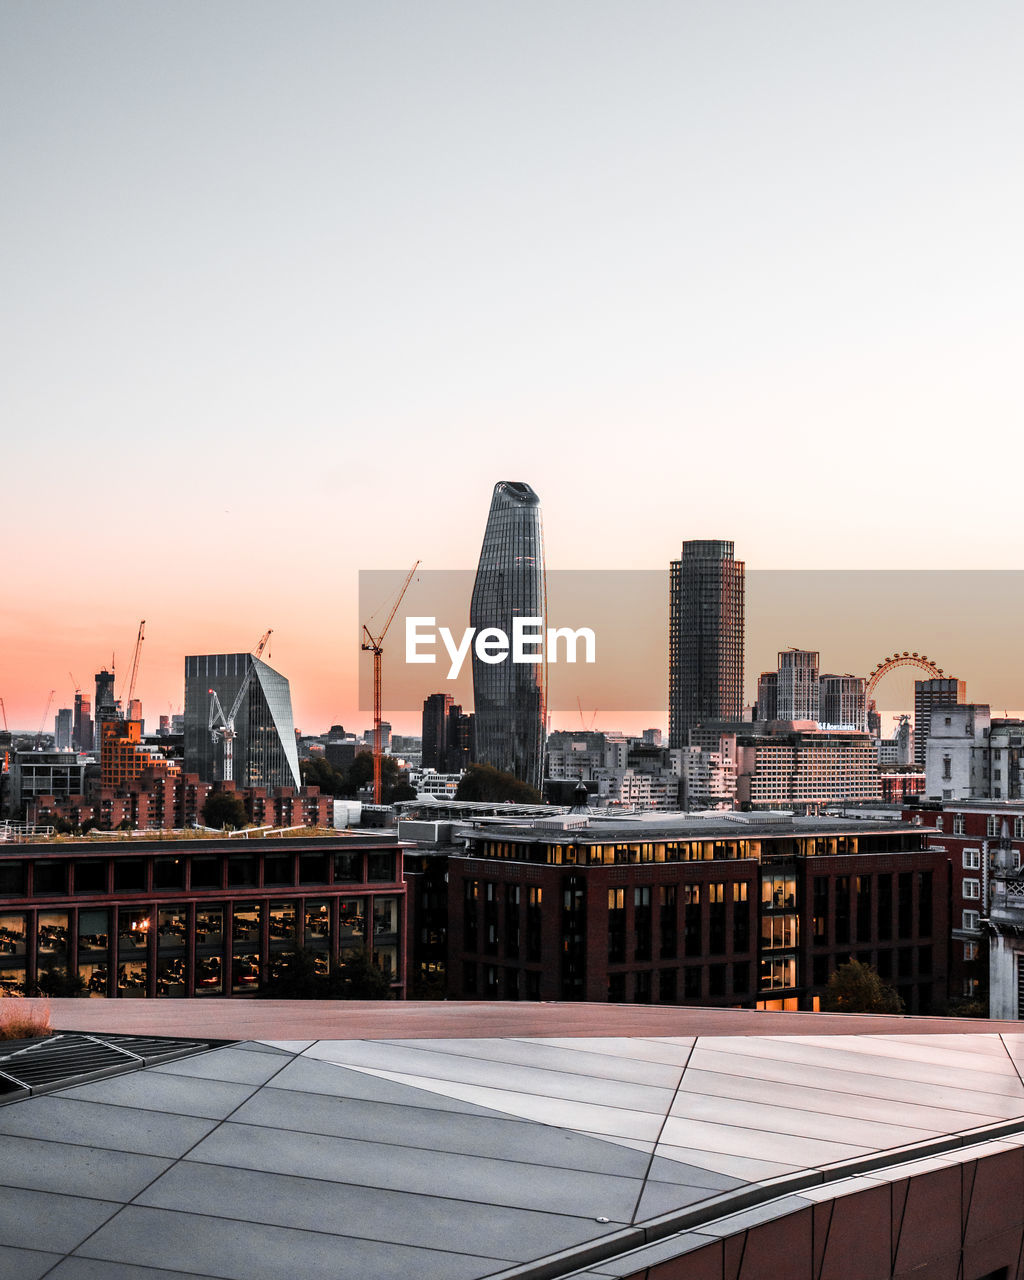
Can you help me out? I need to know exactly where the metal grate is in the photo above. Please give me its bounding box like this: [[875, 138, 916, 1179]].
[[0, 1032, 210, 1100]]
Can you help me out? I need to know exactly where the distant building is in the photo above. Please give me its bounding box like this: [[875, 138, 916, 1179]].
[[818, 674, 867, 732], [914, 677, 966, 770], [755, 671, 778, 722], [642, 728, 663, 747], [73, 693, 93, 752], [777, 649, 819, 723], [668, 540, 744, 746], [736, 729, 880, 812], [100, 719, 177, 787], [184, 653, 301, 789], [470, 482, 546, 790], [94, 669, 117, 729], [54, 708, 73, 752], [421, 693, 454, 771]]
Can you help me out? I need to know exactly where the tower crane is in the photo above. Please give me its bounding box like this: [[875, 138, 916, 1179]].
[[0, 698, 8, 732], [36, 690, 55, 750], [362, 562, 419, 805], [207, 629, 273, 783], [254, 630, 272, 660], [120, 620, 146, 711]]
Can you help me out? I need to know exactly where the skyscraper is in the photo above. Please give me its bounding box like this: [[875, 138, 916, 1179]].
[[183, 653, 301, 789], [421, 693, 454, 771], [470, 481, 546, 790], [668, 540, 745, 748], [777, 649, 820, 722]]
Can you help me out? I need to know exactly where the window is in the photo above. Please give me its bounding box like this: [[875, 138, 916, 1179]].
[[988, 815, 1001, 837], [963, 879, 980, 900], [963, 849, 981, 870], [964, 941, 979, 961], [953, 814, 965, 835], [963, 910, 980, 931]]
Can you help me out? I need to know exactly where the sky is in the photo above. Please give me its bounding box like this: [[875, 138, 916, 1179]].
[[2, 1, 1022, 736]]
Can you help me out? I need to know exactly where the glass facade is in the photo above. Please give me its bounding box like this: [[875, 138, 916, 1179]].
[[470, 481, 547, 791], [183, 653, 301, 788]]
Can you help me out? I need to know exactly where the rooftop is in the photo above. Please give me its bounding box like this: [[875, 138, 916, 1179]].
[[3, 1001, 1024, 1279]]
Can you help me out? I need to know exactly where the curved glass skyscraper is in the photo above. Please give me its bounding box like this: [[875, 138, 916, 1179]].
[[470, 482, 547, 791]]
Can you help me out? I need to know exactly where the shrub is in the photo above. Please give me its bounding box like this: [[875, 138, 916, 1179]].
[[0, 1000, 52, 1040]]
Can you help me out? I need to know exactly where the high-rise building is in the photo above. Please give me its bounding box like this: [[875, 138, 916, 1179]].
[[668, 540, 745, 747], [819, 674, 867, 731], [54, 708, 73, 752], [470, 481, 546, 790], [756, 671, 778, 722], [422, 693, 454, 771], [73, 693, 93, 752], [777, 650, 819, 722], [914, 677, 966, 770], [94, 669, 118, 730], [183, 653, 301, 789]]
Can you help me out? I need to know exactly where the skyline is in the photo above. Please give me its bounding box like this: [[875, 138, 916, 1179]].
[[3, 3, 1022, 733]]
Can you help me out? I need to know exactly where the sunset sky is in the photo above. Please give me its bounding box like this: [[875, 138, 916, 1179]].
[[2, 2, 1021, 736]]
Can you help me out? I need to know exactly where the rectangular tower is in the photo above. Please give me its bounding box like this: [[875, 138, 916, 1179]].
[[668, 540, 745, 748]]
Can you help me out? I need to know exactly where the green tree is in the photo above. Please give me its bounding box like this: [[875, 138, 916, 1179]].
[[347, 752, 416, 804], [821, 959, 904, 1014], [455, 764, 543, 804], [300, 755, 348, 796], [202, 790, 248, 830]]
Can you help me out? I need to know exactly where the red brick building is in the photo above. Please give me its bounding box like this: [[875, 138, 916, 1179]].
[[448, 814, 948, 1013]]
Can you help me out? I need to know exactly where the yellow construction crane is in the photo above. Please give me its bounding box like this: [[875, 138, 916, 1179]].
[[362, 562, 419, 805]]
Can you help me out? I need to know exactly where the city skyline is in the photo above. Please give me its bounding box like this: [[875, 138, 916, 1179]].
[[3, 3, 1022, 733]]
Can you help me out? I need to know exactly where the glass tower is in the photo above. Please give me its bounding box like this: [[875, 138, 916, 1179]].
[[184, 653, 302, 789], [668, 540, 745, 747], [470, 482, 547, 791]]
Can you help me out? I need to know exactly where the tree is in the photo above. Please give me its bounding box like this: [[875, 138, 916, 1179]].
[[455, 764, 543, 804], [821, 959, 904, 1015], [202, 790, 248, 830], [346, 752, 416, 804], [300, 755, 348, 796]]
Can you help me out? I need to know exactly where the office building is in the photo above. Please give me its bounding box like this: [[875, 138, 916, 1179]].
[[755, 671, 778, 721], [668, 540, 744, 747], [0, 833, 405, 998], [184, 653, 301, 790], [915, 677, 966, 769], [448, 811, 944, 1012], [777, 649, 819, 722], [54, 708, 73, 752], [819, 673, 867, 731], [470, 481, 546, 790], [421, 693, 453, 771], [94, 668, 117, 728], [736, 728, 880, 812], [72, 692, 93, 752]]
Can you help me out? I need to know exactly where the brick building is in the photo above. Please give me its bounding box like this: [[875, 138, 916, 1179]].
[[447, 813, 947, 1013]]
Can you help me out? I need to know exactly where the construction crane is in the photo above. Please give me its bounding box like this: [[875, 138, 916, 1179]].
[[69, 672, 80, 695], [0, 698, 7, 732], [362, 562, 420, 805], [254, 629, 272, 660], [120, 620, 146, 710], [577, 698, 598, 732], [207, 630, 272, 783], [36, 690, 55, 750]]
